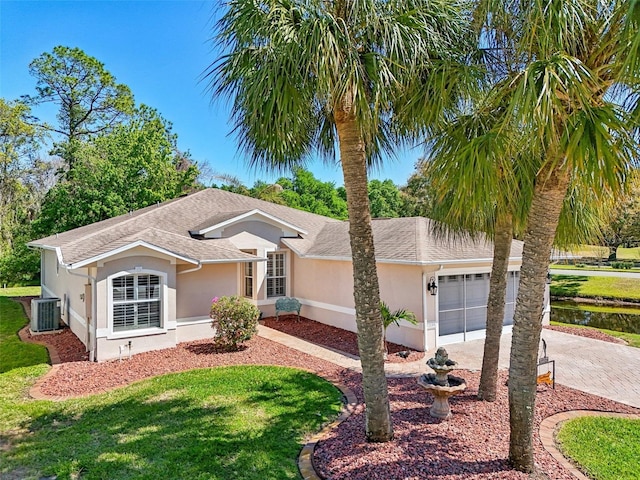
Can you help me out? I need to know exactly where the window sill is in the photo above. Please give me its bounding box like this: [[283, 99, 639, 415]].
[[106, 328, 167, 340]]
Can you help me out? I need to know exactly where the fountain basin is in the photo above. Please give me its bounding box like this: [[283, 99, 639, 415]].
[[418, 373, 466, 419]]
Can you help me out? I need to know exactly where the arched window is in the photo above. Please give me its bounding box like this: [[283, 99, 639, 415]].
[[112, 273, 162, 331]]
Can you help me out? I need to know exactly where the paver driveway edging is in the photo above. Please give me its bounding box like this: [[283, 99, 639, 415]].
[[539, 410, 640, 480]]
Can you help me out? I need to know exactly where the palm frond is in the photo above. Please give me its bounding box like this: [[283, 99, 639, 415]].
[[206, 0, 477, 171]]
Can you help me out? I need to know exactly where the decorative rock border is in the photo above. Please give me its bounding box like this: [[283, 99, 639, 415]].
[[17, 325, 76, 401], [298, 374, 358, 480], [539, 410, 640, 480], [18, 326, 60, 364]]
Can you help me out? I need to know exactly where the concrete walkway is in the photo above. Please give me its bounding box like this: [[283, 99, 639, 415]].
[[258, 325, 640, 408]]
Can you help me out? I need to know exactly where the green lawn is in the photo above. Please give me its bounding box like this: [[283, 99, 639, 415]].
[[557, 416, 640, 480], [0, 296, 49, 373], [550, 264, 640, 273], [618, 246, 640, 260], [550, 275, 640, 302], [0, 289, 343, 480], [0, 365, 342, 480], [0, 286, 41, 297]]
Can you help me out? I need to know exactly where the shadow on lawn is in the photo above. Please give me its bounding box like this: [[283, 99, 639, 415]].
[[550, 275, 590, 297], [2, 367, 341, 480]]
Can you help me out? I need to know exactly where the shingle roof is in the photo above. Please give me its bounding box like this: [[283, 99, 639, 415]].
[[69, 228, 258, 266], [30, 188, 339, 266], [30, 188, 522, 267], [293, 217, 523, 264]]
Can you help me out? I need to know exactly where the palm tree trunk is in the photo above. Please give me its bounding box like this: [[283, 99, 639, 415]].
[[478, 212, 513, 401], [508, 164, 570, 472], [335, 109, 393, 442]]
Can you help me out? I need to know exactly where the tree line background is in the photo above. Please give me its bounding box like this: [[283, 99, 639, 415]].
[[1, 46, 638, 287], [0, 46, 436, 286]]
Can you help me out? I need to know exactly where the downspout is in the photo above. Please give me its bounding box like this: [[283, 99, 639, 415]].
[[177, 263, 202, 275], [66, 266, 98, 362]]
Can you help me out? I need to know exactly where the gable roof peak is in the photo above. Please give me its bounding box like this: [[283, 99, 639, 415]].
[[189, 208, 309, 237]]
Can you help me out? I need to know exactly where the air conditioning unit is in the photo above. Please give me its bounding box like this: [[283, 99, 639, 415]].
[[31, 298, 61, 333]]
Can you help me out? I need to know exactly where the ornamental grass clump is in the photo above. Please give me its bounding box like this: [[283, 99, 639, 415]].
[[210, 296, 260, 351]]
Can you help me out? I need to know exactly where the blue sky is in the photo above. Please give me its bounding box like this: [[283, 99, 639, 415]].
[[1, 0, 422, 187]]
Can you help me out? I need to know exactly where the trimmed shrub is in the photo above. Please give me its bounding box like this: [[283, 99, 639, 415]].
[[611, 261, 634, 269], [210, 296, 260, 351]]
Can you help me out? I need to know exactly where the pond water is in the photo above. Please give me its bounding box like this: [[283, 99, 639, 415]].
[[551, 301, 640, 334]]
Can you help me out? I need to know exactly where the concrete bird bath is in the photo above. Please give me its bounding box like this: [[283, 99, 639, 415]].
[[417, 347, 466, 419]]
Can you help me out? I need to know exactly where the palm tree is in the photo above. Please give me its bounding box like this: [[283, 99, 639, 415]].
[[380, 301, 417, 358], [207, 0, 474, 441], [477, 0, 639, 471], [424, 86, 608, 403], [424, 100, 529, 402]]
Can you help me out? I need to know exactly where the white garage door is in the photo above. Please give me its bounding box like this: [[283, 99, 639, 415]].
[[438, 271, 519, 344]]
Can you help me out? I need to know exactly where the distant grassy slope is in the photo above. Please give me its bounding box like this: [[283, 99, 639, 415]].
[[550, 275, 640, 302], [0, 286, 40, 297], [549, 321, 640, 348], [562, 245, 640, 260], [550, 264, 640, 273]]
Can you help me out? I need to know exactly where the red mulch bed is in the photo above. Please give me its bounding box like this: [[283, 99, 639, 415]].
[[24, 326, 89, 363], [13, 296, 89, 363], [13, 299, 640, 479], [262, 315, 425, 363], [28, 329, 639, 479], [314, 370, 639, 480], [35, 335, 354, 398], [544, 324, 628, 344]]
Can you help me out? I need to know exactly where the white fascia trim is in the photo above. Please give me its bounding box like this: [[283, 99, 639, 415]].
[[69, 241, 198, 269], [193, 209, 308, 236], [200, 257, 267, 264], [31, 244, 66, 266], [295, 254, 353, 262], [427, 257, 522, 265], [289, 253, 522, 266], [385, 256, 523, 265], [434, 265, 521, 275]]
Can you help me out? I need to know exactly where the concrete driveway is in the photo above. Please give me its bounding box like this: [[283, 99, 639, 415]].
[[260, 324, 640, 408], [442, 329, 640, 408]]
